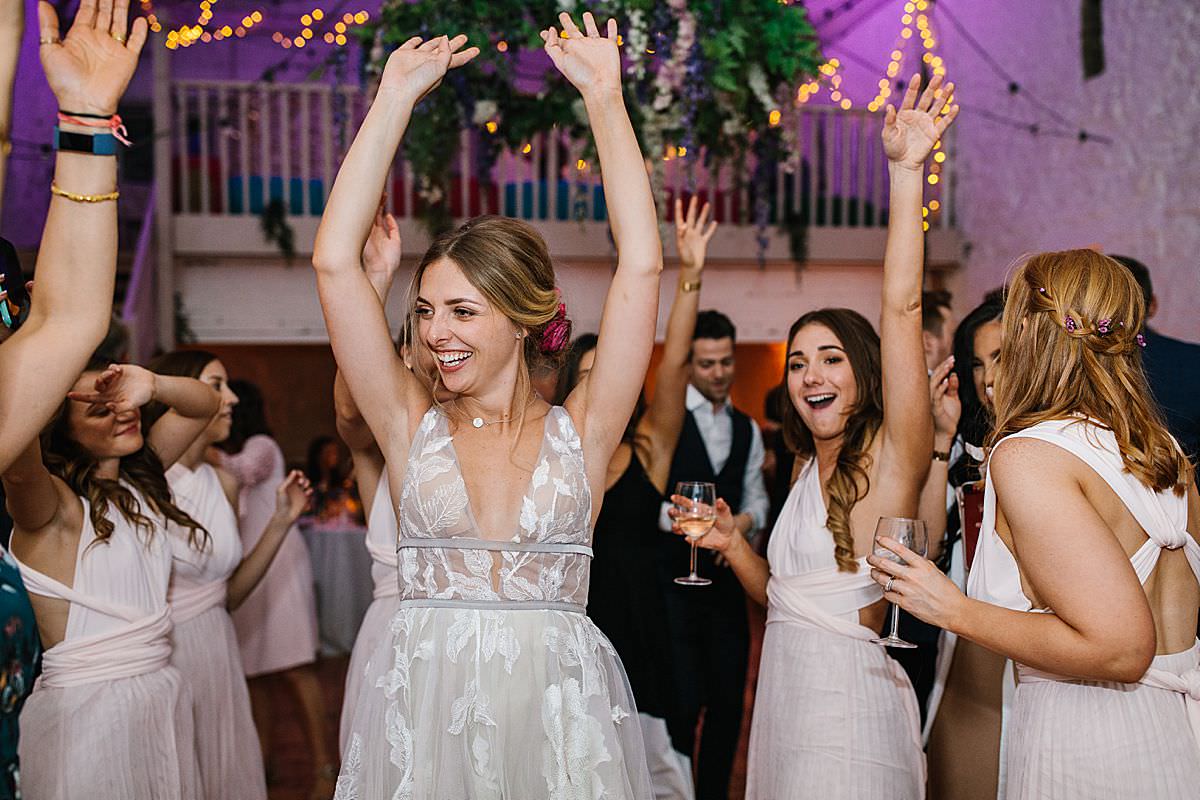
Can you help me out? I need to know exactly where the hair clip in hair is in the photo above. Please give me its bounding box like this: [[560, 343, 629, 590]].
[[1136, 333, 1147, 349], [539, 299, 570, 354], [1037, 287, 1047, 294], [1097, 318, 1111, 335], [1064, 315, 1078, 333]]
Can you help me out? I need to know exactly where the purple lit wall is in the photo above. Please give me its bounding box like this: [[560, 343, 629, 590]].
[[4, 0, 1199, 340], [805, 0, 1199, 339]]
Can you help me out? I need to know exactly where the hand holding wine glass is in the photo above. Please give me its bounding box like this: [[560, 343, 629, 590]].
[[867, 529, 970, 631], [670, 481, 717, 586], [867, 517, 927, 648]]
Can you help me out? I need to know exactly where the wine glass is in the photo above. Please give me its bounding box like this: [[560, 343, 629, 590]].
[[674, 481, 716, 587], [870, 517, 928, 648]]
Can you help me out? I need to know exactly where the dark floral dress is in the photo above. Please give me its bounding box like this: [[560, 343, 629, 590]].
[[0, 547, 39, 799]]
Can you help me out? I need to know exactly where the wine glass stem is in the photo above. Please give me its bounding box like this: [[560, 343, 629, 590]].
[[689, 540, 699, 578], [889, 603, 901, 639]]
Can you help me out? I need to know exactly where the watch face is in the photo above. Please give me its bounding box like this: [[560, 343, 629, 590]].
[[0, 238, 30, 331]]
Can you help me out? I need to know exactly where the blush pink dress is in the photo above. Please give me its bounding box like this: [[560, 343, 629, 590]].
[[969, 418, 1200, 799], [166, 462, 268, 799], [339, 471, 401, 754], [13, 489, 202, 799], [222, 435, 318, 676], [747, 457, 925, 799]]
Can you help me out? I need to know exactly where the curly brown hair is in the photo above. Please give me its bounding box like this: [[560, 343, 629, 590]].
[[42, 357, 209, 550], [780, 309, 884, 572]]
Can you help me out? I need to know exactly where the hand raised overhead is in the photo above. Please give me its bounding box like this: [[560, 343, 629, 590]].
[[379, 34, 479, 106], [882, 73, 959, 171], [674, 197, 718, 271], [38, 0, 149, 116], [542, 11, 622, 97]]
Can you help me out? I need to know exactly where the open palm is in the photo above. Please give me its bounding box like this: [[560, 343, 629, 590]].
[[38, 0, 148, 116], [542, 11, 621, 97], [882, 74, 958, 170], [379, 35, 478, 106]]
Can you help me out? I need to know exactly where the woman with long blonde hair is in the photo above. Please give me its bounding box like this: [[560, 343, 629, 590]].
[[314, 10, 659, 796], [872, 249, 1200, 797]]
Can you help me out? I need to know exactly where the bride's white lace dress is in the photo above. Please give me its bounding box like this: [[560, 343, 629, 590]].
[[335, 406, 653, 799]]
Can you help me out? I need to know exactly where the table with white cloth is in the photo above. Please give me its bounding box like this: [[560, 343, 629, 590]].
[[299, 517, 376, 655]]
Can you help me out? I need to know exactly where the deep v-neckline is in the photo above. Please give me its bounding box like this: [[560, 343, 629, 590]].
[[444, 408, 553, 542]]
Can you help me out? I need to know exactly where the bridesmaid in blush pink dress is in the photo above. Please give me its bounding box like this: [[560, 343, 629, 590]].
[[3, 361, 219, 799], [219, 380, 335, 795], [149, 350, 314, 799]]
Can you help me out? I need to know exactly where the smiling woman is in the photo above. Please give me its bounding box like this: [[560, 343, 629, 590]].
[[312, 10, 661, 797], [683, 73, 958, 799], [1, 357, 220, 798]]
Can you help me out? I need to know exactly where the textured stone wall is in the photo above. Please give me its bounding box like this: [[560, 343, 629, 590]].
[[939, 0, 1200, 340]]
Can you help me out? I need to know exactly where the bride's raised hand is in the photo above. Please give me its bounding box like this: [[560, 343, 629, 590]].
[[379, 34, 479, 106], [881, 73, 959, 171], [541, 11, 621, 98]]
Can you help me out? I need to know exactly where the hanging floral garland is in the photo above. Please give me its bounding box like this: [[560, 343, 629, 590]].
[[359, 0, 821, 234]]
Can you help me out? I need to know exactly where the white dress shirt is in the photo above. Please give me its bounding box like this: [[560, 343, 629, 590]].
[[659, 385, 770, 535]]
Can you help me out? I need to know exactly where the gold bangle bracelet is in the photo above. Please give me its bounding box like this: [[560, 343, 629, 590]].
[[680, 279, 702, 292], [50, 182, 120, 203]]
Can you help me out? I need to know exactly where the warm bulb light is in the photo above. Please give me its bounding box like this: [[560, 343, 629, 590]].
[[335, 34, 347, 46], [301, 13, 312, 25], [768, 109, 782, 126], [927, 174, 939, 185]]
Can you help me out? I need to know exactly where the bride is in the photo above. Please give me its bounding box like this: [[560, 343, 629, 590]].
[[312, 12, 659, 798]]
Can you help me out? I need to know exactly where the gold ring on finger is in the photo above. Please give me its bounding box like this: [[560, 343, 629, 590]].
[[39, 36, 60, 45], [112, 32, 127, 43]]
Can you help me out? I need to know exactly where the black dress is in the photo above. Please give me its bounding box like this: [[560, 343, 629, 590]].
[[588, 451, 686, 750]]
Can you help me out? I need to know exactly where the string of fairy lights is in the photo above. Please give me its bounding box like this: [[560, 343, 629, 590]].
[[140, 1, 370, 51], [793, 0, 954, 229]]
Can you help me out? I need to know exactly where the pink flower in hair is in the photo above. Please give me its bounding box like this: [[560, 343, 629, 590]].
[[540, 302, 571, 354]]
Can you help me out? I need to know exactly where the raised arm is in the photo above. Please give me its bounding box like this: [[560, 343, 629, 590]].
[[0, 0, 147, 474], [311, 36, 477, 464], [876, 75, 957, 476], [335, 204, 402, 509], [917, 355, 960, 562], [227, 470, 312, 610], [72, 364, 219, 468], [551, 12, 662, 463], [640, 197, 714, 486]]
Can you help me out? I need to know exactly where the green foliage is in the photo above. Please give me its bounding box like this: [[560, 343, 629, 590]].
[[364, 0, 820, 228]]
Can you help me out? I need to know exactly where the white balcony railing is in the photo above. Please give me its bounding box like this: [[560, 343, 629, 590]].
[[169, 79, 955, 231]]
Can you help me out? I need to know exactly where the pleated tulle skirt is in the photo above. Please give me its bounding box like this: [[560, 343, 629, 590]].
[[1006, 644, 1200, 799], [18, 666, 201, 799], [339, 594, 401, 754], [172, 606, 267, 800], [746, 622, 925, 800], [335, 605, 653, 800]]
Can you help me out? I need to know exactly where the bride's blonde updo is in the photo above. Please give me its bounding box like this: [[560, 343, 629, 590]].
[[406, 216, 573, 402]]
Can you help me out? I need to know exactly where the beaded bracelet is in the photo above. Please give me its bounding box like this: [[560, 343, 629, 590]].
[[50, 182, 120, 203]]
